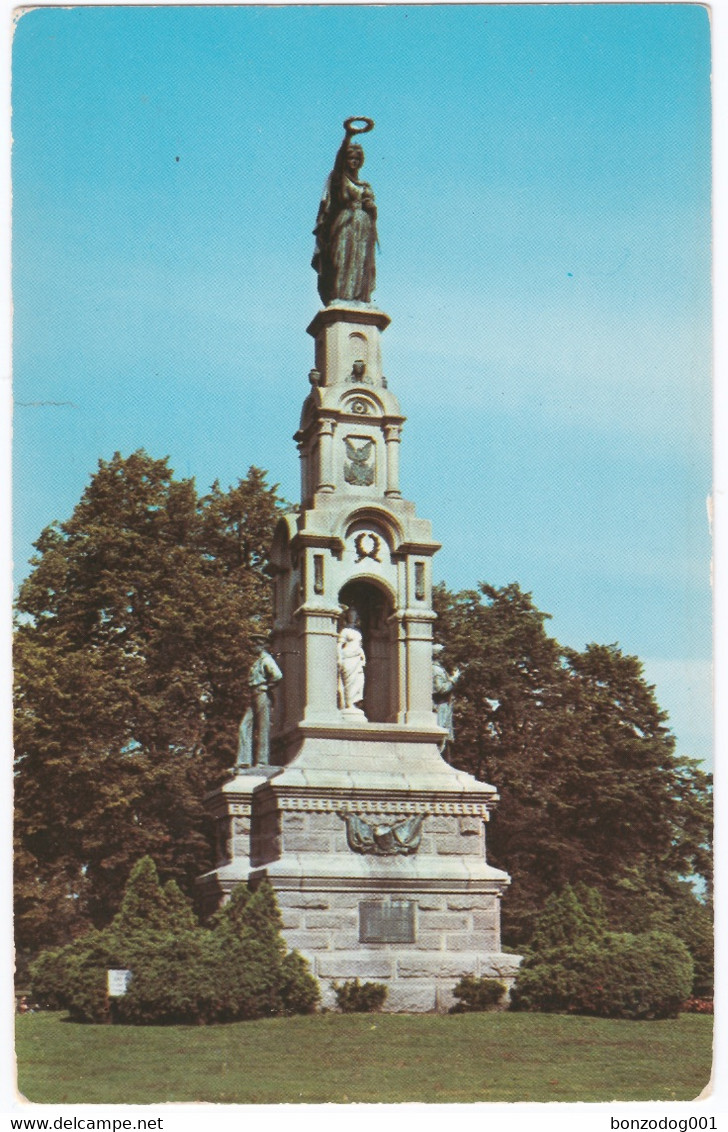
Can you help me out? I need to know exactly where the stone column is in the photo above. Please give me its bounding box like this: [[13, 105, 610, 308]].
[[391, 611, 408, 724], [297, 439, 309, 506], [317, 420, 336, 493], [271, 627, 301, 736], [298, 606, 340, 722], [384, 424, 402, 498], [402, 611, 437, 725]]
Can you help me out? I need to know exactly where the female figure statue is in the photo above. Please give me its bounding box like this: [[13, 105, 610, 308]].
[[337, 608, 366, 712], [312, 118, 377, 307]]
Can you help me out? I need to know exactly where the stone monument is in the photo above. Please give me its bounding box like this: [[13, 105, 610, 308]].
[[197, 119, 520, 1011]]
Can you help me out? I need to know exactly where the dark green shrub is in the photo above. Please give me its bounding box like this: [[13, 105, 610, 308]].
[[648, 892, 713, 998], [511, 930, 694, 1020], [63, 934, 120, 1023], [279, 950, 321, 1015], [112, 858, 182, 933], [210, 933, 286, 1021], [29, 858, 320, 1025], [114, 929, 218, 1025], [333, 978, 388, 1013], [596, 931, 694, 1020], [529, 884, 608, 952], [30, 930, 117, 1022], [210, 879, 290, 1021], [29, 943, 76, 1012], [450, 974, 506, 1012]]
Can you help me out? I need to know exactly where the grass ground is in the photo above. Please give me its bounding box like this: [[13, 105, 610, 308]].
[[16, 1011, 712, 1104]]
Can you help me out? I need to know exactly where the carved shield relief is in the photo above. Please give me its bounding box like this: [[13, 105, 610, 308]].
[[344, 435, 376, 486]]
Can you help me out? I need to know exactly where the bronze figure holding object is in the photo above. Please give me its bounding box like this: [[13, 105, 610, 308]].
[[312, 118, 378, 306]]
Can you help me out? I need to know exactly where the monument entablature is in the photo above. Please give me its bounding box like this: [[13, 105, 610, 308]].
[[198, 118, 520, 1011]]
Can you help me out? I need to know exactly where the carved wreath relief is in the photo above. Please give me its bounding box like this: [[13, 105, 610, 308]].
[[354, 531, 381, 562], [344, 436, 375, 486]]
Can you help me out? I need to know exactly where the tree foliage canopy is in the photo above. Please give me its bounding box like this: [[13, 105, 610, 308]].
[[433, 582, 712, 957], [14, 451, 285, 966]]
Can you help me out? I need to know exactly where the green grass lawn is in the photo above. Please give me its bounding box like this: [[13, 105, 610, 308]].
[[16, 1010, 712, 1104]]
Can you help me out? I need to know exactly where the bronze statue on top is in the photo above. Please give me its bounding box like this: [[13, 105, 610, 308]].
[[312, 118, 378, 306]]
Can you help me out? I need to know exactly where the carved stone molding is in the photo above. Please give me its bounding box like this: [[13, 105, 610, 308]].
[[271, 796, 492, 817]]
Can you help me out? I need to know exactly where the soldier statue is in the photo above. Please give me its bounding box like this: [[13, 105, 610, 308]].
[[432, 644, 461, 760], [234, 635, 283, 770]]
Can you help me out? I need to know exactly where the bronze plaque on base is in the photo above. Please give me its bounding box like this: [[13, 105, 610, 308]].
[[359, 899, 416, 943]]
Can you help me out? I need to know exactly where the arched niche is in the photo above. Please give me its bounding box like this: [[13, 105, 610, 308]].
[[343, 507, 404, 551], [339, 390, 385, 418], [347, 330, 369, 373], [269, 515, 302, 630], [338, 576, 396, 723], [270, 515, 294, 571]]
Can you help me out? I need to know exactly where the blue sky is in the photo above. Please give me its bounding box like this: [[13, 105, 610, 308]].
[[11, 4, 712, 765]]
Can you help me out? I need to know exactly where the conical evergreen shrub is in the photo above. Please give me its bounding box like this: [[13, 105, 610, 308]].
[[30, 858, 319, 1023]]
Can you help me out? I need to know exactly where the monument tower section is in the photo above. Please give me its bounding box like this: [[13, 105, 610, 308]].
[[198, 119, 519, 1011]]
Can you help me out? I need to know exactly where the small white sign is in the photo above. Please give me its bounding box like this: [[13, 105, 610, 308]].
[[107, 968, 132, 997]]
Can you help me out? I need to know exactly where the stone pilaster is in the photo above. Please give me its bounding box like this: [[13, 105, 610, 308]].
[[316, 419, 336, 492], [294, 605, 340, 724], [383, 423, 402, 497]]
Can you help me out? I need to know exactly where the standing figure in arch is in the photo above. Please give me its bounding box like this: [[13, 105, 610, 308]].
[[337, 608, 366, 712], [235, 635, 283, 770], [312, 117, 377, 307]]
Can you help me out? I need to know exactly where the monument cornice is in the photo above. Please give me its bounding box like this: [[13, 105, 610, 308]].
[[391, 609, 439, 624], [289, 531, 346, 555], [307, 304, 392, 338], [392, 540, 442, 558], [205, 785, 500, 821], [285, 719, 447, 743], [249, 862, 512, 894]]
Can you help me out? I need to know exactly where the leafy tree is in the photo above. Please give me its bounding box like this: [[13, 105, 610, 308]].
[[433, 583, 713, 953], [14, 451, 285, 969]]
